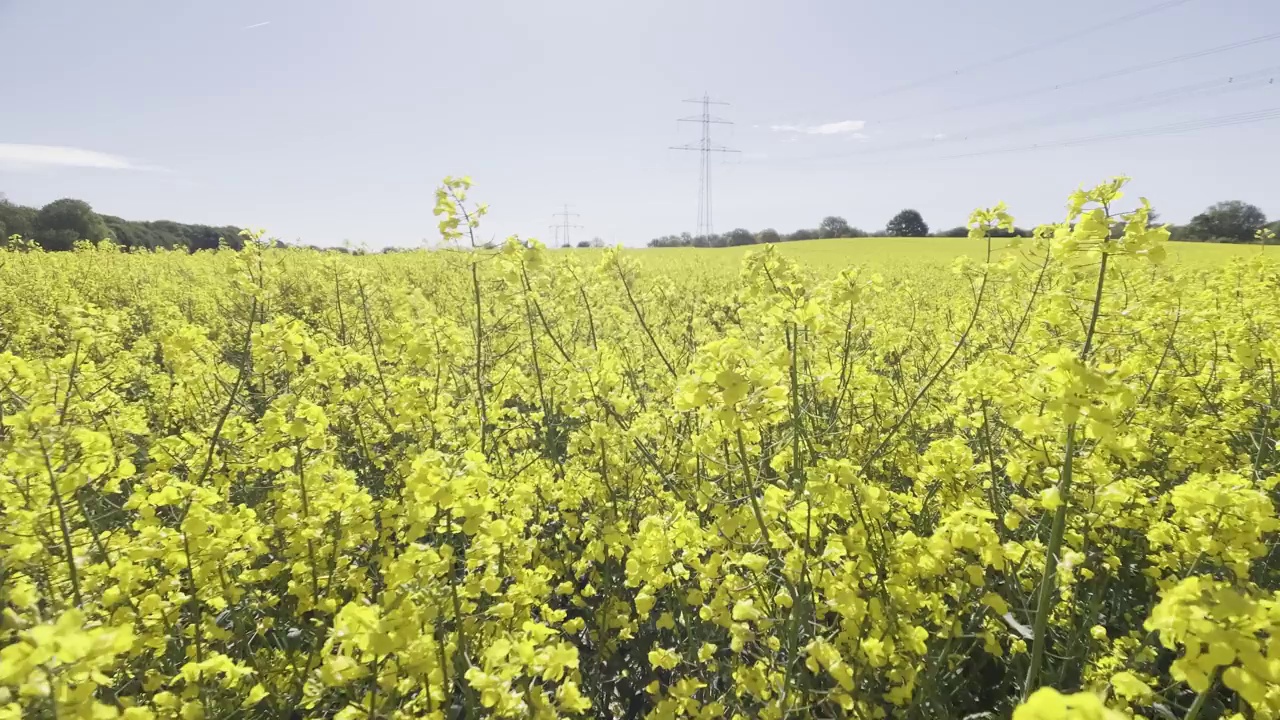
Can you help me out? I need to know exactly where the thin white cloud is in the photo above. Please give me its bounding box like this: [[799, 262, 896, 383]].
[[923, 133, 947, 140], [770, 120, 867, 136], [0, 144, 160, 171], [243, 21, 271, 29]]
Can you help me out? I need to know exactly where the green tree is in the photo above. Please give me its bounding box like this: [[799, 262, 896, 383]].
[[756, 228, 780, 244], [885, 209, 929, 237], [819, 216, 853, 239], [0, 197, 37, 239], [34, 198, 113, 251], [725, 228, 755, 246], [1185, 201, 1267, 243]]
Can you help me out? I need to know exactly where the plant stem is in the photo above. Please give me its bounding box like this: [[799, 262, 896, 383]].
[[736, 428, 773, 552], [1023, 423, 1075, 698], [41, 439, 82, 607], [471, 260, 488, 456], [787, 323, 804, 490], [1184, 676, 1215, 720], [615, 256, 677, 377], [1024, 250, 1109, 699]]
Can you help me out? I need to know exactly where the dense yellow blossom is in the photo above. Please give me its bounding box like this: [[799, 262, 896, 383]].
[[1, 177, 1277, 718]]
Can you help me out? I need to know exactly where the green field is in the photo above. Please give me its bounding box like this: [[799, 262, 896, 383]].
[[629, 236, 1269, 271]]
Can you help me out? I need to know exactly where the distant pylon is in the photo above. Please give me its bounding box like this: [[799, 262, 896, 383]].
[[552, 204, 582, 248], [670, 93, 739, 239]]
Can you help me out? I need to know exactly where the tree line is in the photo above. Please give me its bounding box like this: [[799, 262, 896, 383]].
[[4, 192, 1275, 253], [648, 201, 1279, 247], [0, 195, 244, 252]]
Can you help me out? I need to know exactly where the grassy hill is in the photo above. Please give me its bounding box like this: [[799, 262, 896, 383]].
[[628, 236, 1269, 271]]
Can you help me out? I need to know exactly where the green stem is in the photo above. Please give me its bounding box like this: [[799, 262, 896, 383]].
[[41, 439, 82, 608], [296, 444, 321, 603], [471, 261, 489, 456], [615, 256, 677, 377], [1184, 675, 1215, 720], [736, 428, 773, 551], [788, 323, 804, 490], [1024, 251, 1109, 699], [1023, 425, 1074, 698]]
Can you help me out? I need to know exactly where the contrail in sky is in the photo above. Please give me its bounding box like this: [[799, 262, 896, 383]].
[[243, 21, 271, 30]]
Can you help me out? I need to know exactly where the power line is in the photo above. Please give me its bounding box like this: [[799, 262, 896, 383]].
[[751, 32, 1280, 168], [670, 93, 740, 238], [875, 30, 1280, 124], [551, 204, 581, 248], [762, 65, 1279, 165], [939, 105, 1280, 160], [966, 67, 1279, 139], [780, 105, 1280, 169], [858, 0, 1196, 102]]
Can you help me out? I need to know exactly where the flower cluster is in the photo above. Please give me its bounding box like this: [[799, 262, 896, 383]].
[[1, 178, 1277, 718]]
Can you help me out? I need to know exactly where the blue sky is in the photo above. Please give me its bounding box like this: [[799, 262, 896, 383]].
[[2, 0, 1278, 247]]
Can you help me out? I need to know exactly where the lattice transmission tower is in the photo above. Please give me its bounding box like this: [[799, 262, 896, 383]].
[[670, 93, 739, 239], [551, 204, 582, 248]]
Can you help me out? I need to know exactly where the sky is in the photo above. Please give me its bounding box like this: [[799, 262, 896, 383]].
[[2, 0, 1279, 248]]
